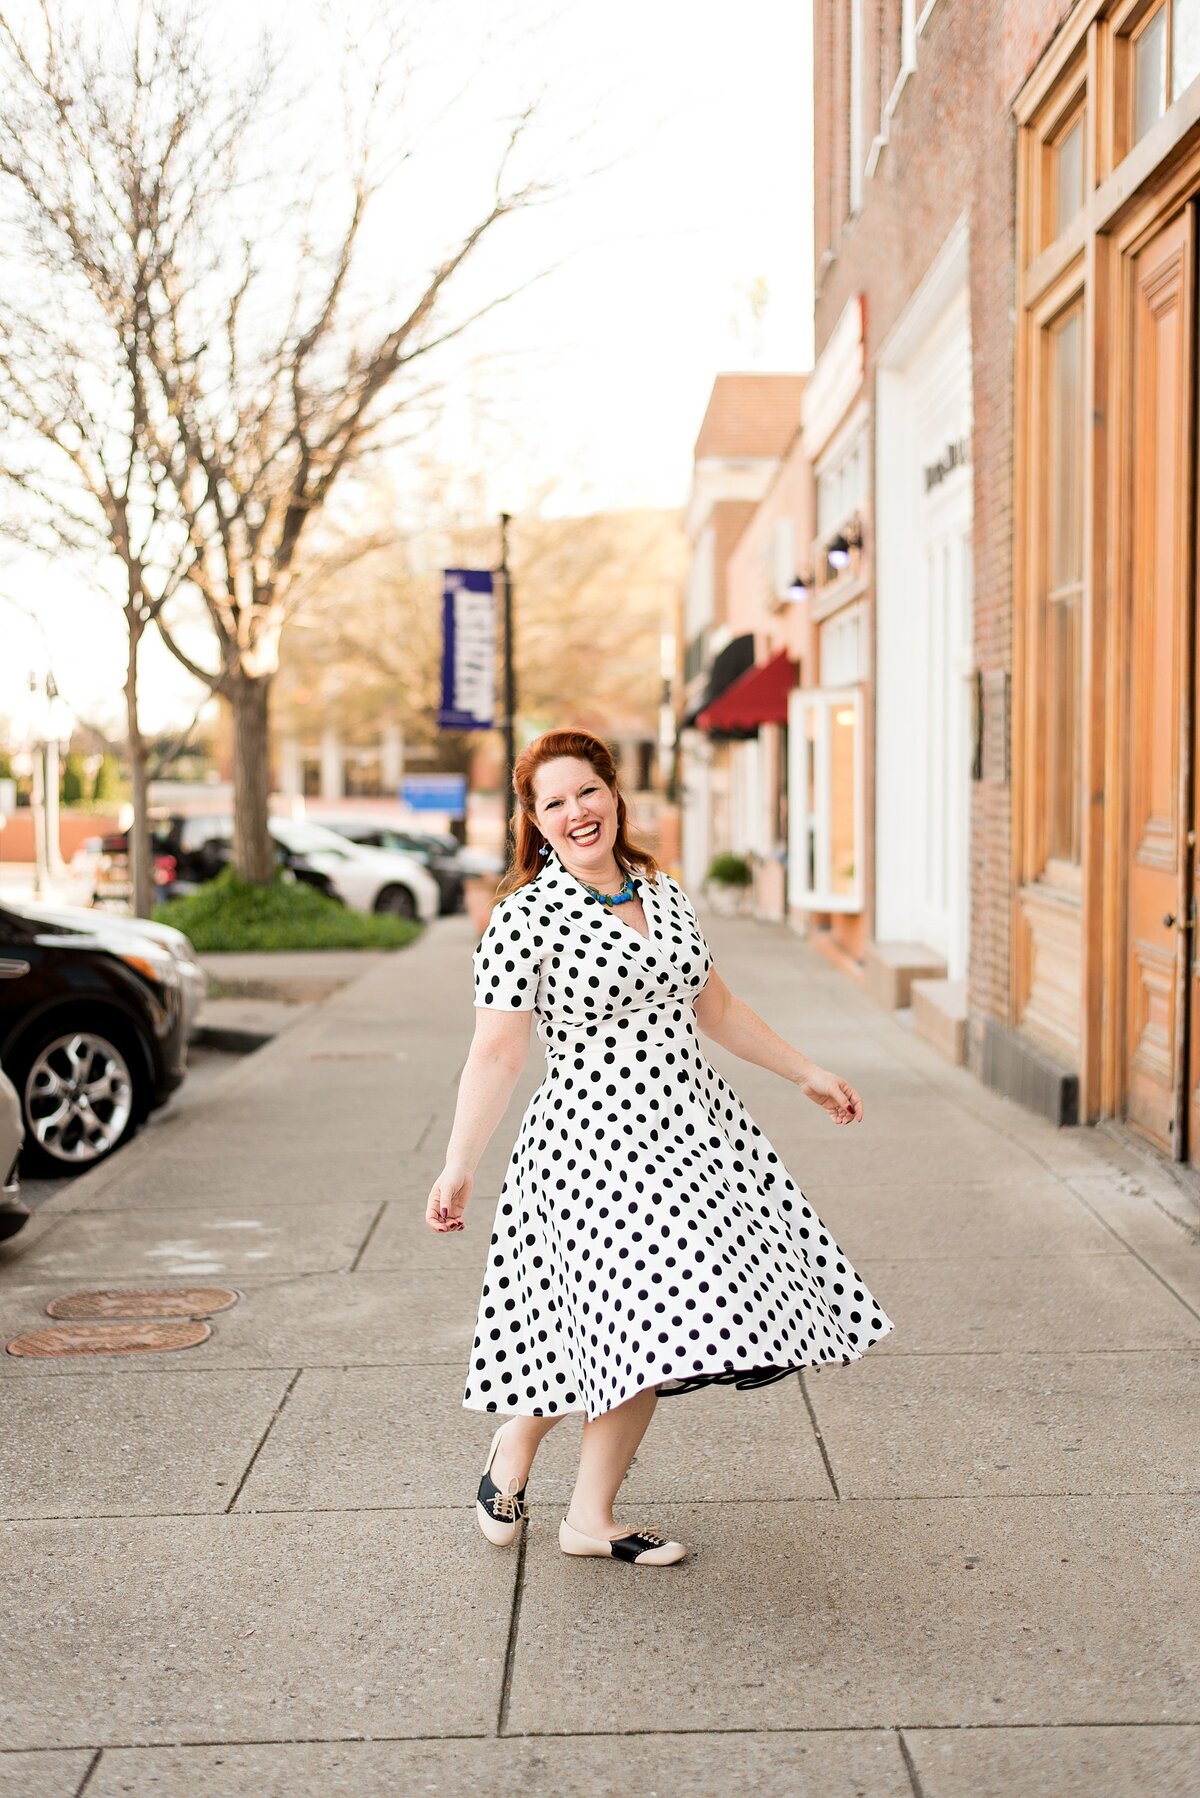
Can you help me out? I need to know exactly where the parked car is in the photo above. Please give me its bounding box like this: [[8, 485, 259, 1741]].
[[309, 816, 502, 914], [91, 813, 439, 922], [0, 899, 190, 1174], [14, 900, 206, 1041], [0, 1059, 28, 1238], [88, 812, 341, 906], [263, 818, 440, 921]]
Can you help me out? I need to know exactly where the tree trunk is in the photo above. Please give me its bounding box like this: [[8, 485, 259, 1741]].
[[229, 673, 275, 884], [125, 614, 154, 921]]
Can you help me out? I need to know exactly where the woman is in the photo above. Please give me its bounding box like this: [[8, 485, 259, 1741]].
[[426, 729, 894, 1568]]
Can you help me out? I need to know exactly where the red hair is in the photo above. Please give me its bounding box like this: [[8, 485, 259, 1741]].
[[495, 729, 659, 901]]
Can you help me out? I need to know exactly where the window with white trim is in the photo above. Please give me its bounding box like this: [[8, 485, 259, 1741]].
[[820, 601, 867, 686], [788, 685, 864, 912], [816, 420, 867, 541]]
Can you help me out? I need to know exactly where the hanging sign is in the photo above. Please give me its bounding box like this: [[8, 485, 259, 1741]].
[[438, 570, 495, 730], [401, 775, 468, 817], [922, 435, 971, 492]]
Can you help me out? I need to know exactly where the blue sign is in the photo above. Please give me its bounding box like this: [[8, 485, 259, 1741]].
[[402, 775, 468, 818], [439, 569, 495, 730]]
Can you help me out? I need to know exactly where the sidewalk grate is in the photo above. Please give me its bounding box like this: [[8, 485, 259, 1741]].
[[44, 1287, 239, 1321], [6, 1319, 212, 1357]]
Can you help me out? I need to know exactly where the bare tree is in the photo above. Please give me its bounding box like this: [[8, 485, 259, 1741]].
[[0, 1, 561, 889]]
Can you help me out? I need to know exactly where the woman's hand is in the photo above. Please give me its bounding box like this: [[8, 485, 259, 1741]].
[[798, 1066, 864, 1126], [425, 1165, 473, 1232]]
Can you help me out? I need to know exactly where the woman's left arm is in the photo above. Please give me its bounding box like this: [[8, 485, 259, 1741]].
[[692, 967, 864, 1126]]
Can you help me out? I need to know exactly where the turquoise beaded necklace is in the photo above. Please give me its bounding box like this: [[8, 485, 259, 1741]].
[[580, 872, 636, 907], [541, 843, 637, 907]]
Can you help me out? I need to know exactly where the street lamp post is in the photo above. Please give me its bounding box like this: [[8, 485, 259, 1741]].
[[498, 512, 516, 850], [43, 673, 68, 877], [27, 675, 49, 900]]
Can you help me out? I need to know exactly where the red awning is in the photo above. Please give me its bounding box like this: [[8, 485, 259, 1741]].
[[696, 650, 797, 732]]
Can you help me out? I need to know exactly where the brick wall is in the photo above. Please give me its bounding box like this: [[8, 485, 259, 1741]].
[[812, 0, 1071, 1051]]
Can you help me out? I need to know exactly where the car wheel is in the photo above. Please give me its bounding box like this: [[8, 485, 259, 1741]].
[[13, 1024, 146, 1177], [374, 884, 417, 919]]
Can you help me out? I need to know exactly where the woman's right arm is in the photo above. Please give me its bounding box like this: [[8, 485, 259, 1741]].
[[425, 1007, 533, 1233]]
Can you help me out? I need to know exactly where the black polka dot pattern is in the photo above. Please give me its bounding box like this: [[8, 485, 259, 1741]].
[[463, 855, 895, 1421]]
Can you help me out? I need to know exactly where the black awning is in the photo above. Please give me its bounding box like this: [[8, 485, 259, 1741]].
[[682, 633, 757, 730]]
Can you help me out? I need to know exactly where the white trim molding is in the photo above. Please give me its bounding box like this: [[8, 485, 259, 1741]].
[[877, 213, 969, 370], [803, 296, 866, 460]]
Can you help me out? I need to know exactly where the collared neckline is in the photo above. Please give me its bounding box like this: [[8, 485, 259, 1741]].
[[538, 852, 664, 950]]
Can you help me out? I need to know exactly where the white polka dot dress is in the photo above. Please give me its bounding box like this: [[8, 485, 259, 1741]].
[[462, 854, 895, 1421]]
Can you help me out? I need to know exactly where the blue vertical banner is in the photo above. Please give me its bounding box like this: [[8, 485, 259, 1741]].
[[438, 570, 495, 730]]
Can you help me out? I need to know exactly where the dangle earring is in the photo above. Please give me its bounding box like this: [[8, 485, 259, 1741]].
[[538, 842, 551, 859]]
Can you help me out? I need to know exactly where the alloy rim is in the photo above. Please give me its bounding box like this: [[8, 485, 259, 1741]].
[[25, 1032, 134, 1164]]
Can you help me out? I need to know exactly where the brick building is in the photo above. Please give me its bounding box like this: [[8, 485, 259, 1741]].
[[812, 0, 1200, 1168]]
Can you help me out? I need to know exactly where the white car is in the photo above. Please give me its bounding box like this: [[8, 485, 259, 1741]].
[[268, 818, 440, 922], [0, 1059, 27, 1239]]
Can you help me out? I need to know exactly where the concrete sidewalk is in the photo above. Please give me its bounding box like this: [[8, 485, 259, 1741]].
[[1, 916, 1197, 1797]]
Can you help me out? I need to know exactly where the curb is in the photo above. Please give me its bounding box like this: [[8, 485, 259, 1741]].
[[189, 1023, 275, 1055]]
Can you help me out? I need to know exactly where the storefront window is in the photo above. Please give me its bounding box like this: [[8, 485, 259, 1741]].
[[1173, 0, 1200, 95], [787, 687, 863, 912], [1134, 5, 1168, 142], [1131, 1, 1200, 144], [830, 705, 857, 896], [1055, 113, 1085, 233], [1045, 304, 1084, 867]]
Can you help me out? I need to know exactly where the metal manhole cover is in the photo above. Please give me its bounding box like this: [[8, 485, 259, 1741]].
[[45, 1287, 240, 1321], [6, 1320, 212, 1358]]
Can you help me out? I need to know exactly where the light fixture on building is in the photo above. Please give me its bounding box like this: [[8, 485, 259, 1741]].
[[786, 570, 814, 601], [827, 518, 863, 573]]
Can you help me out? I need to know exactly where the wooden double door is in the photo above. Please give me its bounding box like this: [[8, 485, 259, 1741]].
[[1122, 202, 1200, 1162]]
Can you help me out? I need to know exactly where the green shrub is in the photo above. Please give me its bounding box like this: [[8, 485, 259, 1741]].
[[706, 852, 753, 887], [153, 868, 422, 952]]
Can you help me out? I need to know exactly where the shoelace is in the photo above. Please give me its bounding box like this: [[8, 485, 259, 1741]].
[[632, 1528, 666, 1546], [490, 1488, 528, 1522]]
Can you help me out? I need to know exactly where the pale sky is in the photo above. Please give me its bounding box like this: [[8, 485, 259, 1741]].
[[0, 0, 814, 738]]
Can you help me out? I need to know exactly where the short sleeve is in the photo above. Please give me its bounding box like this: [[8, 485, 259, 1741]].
[[472, 899, 540, 1010]]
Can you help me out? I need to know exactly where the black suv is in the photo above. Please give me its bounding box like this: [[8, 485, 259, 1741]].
[[0, 901, 188, 1174]]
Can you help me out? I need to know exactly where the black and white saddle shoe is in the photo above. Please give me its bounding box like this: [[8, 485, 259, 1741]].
[[559, 1516, 687, 1565], [475, 1423, 529, 1547]]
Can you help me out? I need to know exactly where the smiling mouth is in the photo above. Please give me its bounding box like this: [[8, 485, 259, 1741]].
[[568, 822, 601, 845]]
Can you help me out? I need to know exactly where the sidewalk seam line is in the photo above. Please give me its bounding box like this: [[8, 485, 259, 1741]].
[[5, 1489, 1199, 1524], [497, 1525, 529, 1737], [349, 1203, 387, 1273], [2, 1344, 1194, 1385], [73, 1747, 102, 1796], [896, 1726, 926, 1798], [225, 1369, 303, 1513], [797, 1372, 840, 1499], [7, 1720, 1200, 1755], [1058, 1183, 1200, 1322]]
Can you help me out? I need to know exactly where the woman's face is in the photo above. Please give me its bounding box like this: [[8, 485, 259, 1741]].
[[531, 756, 619, 876]]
